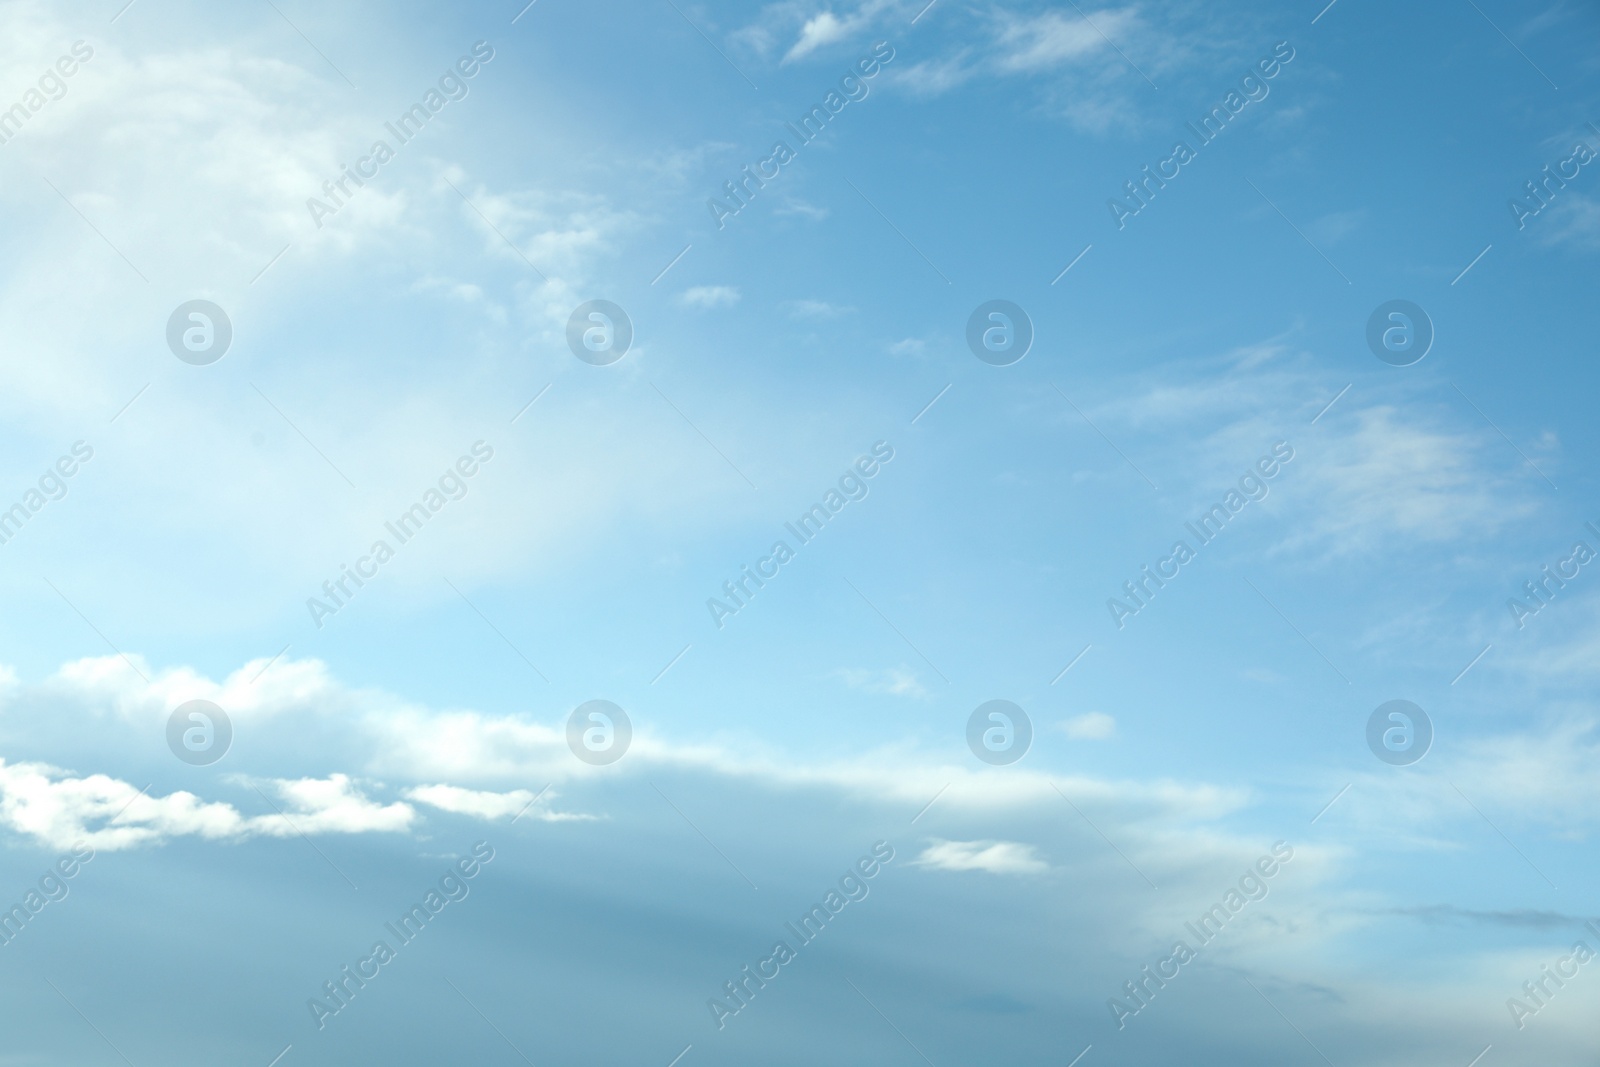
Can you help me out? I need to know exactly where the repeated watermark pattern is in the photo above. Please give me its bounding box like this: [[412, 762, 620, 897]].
[[1108, 842, 1294, 1029], [166, 699, 232, 766], [1108, 442, 1294, 629], [0, 845, 95, 950], [1509, 136, 1597, 231], [306, 41, 498, 229], [707, 841, 895, 1029], [1508, 522, 1599, 628], [307, 442, 495, 628], [708, 42, 896, 230], [0, 442, 94, 548], [0, 41, 94, 147], [1107, 41, 1296, 229], [166, 300, 233, 364], [707, 441, 895, 629], [1365, 700, 1432, 766], [0, 3, 1593, 1065], [1507, 923, 1600, 1029], [307, 842, 495, 1029]]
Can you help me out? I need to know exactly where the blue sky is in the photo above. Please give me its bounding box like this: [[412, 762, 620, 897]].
[[1, 0, 1599, 1063]]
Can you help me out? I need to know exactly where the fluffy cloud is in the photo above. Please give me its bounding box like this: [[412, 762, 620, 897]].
[[0, 653, 1253, 854], [261, 773, 414, 834], [785, 11, 850, 62], [0, 761, 412, 850]]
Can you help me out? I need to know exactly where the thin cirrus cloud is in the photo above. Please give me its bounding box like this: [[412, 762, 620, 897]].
[[679, 284, 742, 308], [834, 665, 928, 698], [911, 838, 1050, 875], [1061, 711, 1116, 739], [1084, 338, 1549, 556], [990, 8, 1137, 73], [785, 298, 853, 318]]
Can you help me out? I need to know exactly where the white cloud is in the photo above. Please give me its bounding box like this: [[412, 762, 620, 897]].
[[1061, 712, 1116, 740], [0, 761, 412, 850], [992, 10, 1124, 73], [741, 0, 900, 65], [406, 783, 594, 822], [0, 653, 1256, 854], [912, 839, 1049, 874], [679, 285, 741, 308], [1307, 208, 1366, 245], [0, 3, 762, 651], [785, 12, 850, 62], [891, 52, 979, 96], [883, 5, 1150, 128], [786, 299, 851, 318], [834, 666, 927, 698], [1285, 404, 1539, 554], [773, 197, 831, 220], [0, 760, 246, 851], [262, 773, 414, 834], [1539, 193, 1600, 250], [1091, 338, 1548, 557]]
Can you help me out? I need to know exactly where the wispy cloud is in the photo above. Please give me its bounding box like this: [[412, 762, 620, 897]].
[[680, 284, 742, 308], [912, 839, 1049, 874], [786, 298, 852, 318], [991, 8, 1132, 73], [1539, 192, 1600, 250], [1060, 712, 1116, 739], [407, 783, 595, 822], [835, 665, 928, 698]]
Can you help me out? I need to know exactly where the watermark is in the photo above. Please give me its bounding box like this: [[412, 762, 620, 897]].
[[1509, 136, 1596, 231], [1365, 300, 1433, 366], [0, 41, 95, 148], [0, 844, 95, 949], [966, 700, 1032, 765], [307, 841, 495, 1029], [307, 442, 495, 628], [1107, 42, 1296, 229], [707, 841, 895, 1029], [166, 699, 232, 766], [1507, 922, 1600, 1029], [707, 441, 895, 629], [708, 42, 896, 230], [566, 300, 633, 365], [1107, 442, 1294, 628], [166, 300, 233, 365], [0, 441, 95, 548], [1365, 699, 1431, 766], [566, 700, 631, 765], [965, 301, 1033, 366], [306, 41, 496, 229], [1108, 842, 1294, 1029], [1508, 523, 1598, 628]]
